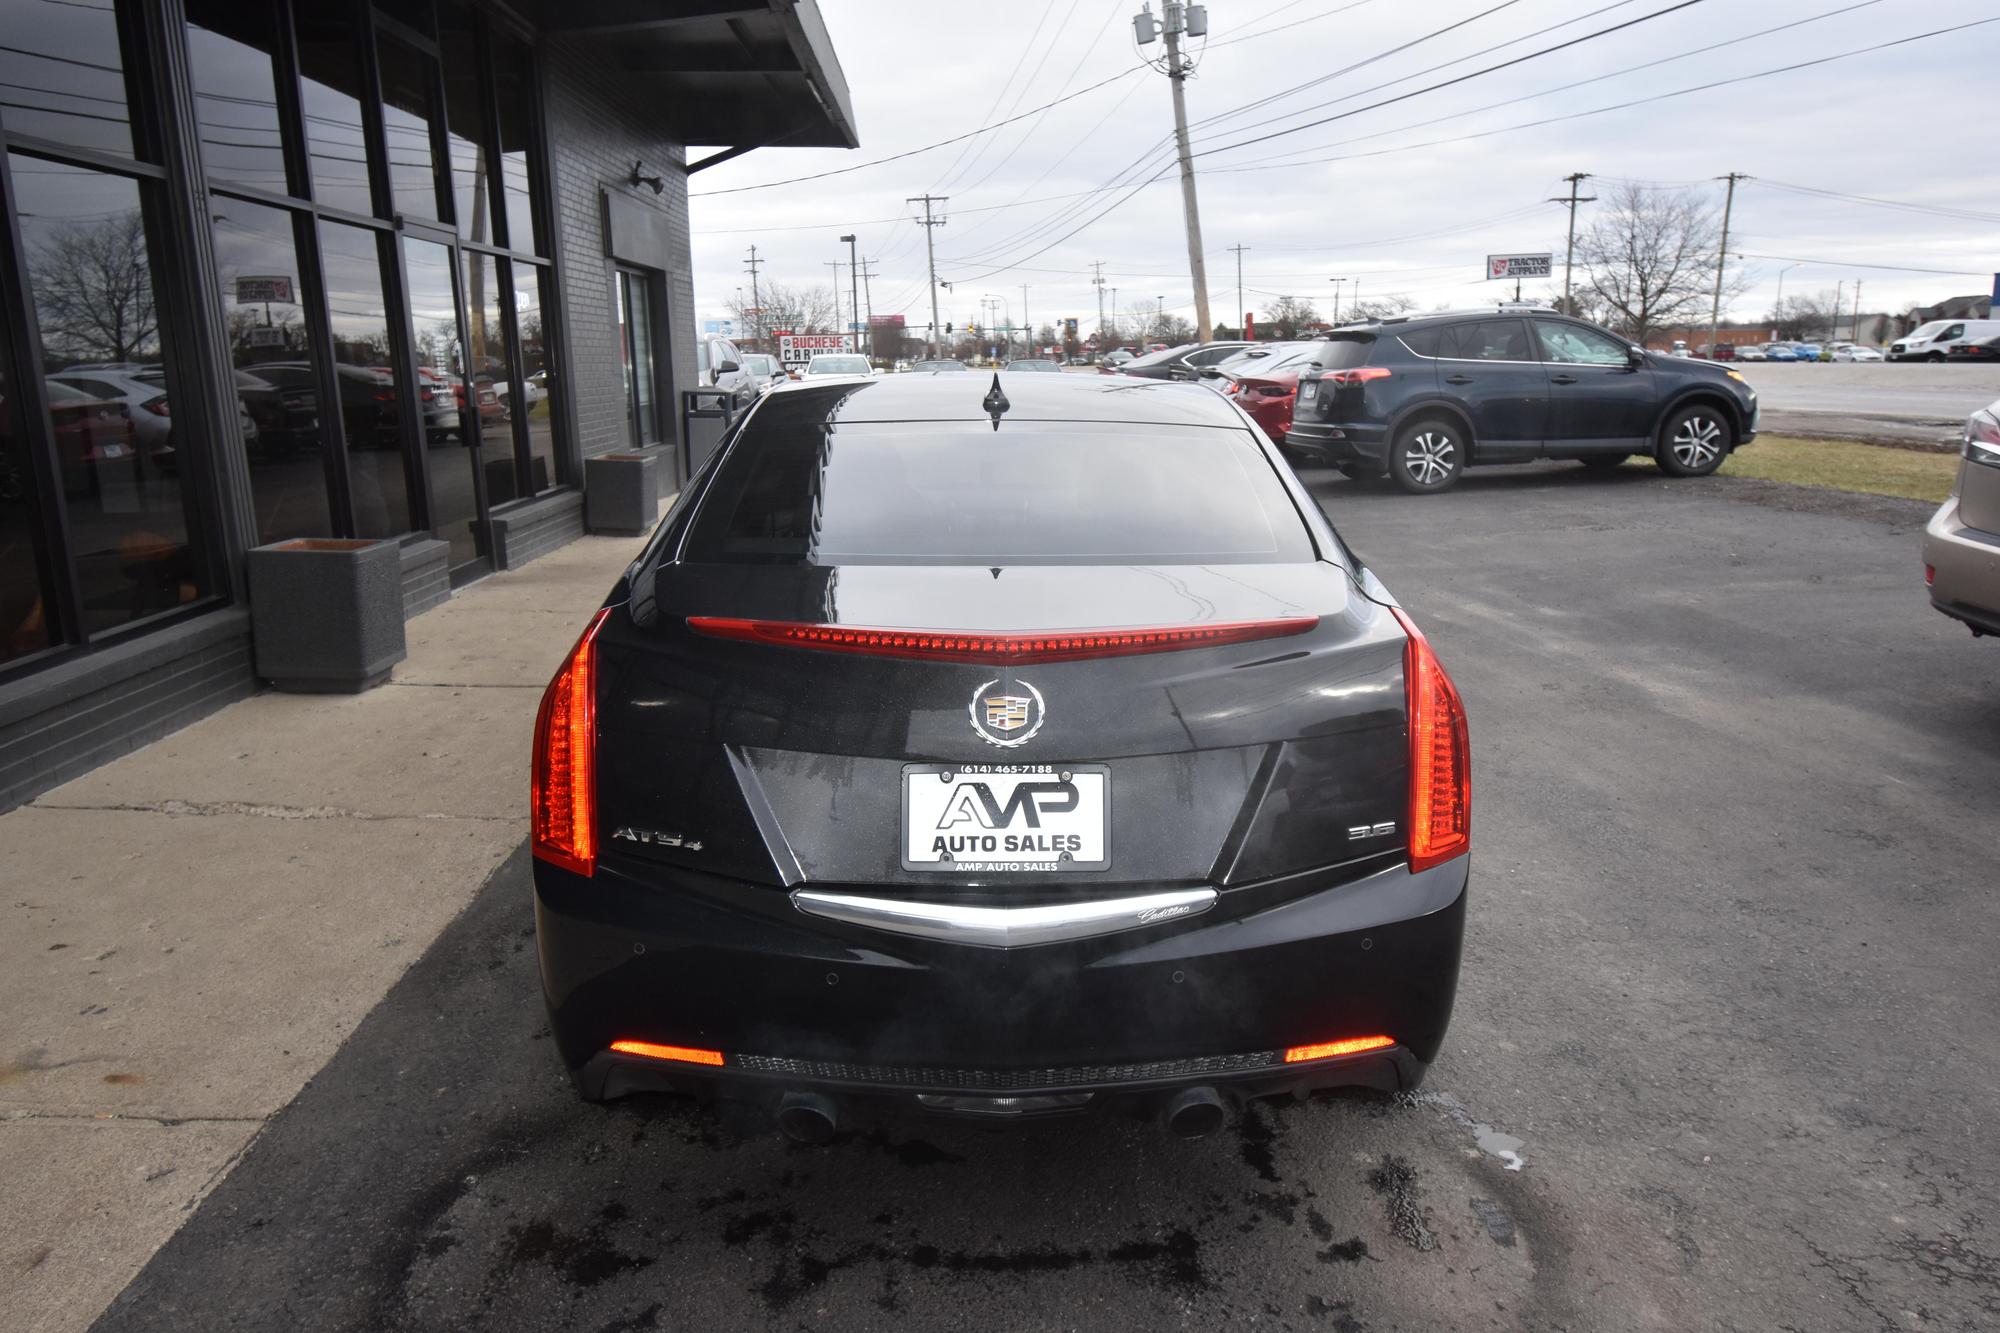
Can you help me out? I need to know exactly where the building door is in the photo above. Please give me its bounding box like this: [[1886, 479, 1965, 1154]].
[[401, 234, 489, 576], [617, 269, 660, 448]]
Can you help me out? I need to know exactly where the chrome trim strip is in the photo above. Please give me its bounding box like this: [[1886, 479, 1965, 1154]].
[[790, 886, 1218, 948]]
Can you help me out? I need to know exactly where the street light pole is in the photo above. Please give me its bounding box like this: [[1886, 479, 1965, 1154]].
[[840, 233, 859, 354], [1135, 2, 1214, 341]]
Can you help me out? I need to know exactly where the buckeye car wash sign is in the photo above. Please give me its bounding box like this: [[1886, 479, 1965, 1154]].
[[778, 333, 847, 368], [1486, 253, 1552, 280]]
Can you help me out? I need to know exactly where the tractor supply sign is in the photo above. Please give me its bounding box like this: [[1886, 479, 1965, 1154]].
[[778, 333, 847, 368], [235, 275, 294, 304], [1487, 253, 1552, 281]]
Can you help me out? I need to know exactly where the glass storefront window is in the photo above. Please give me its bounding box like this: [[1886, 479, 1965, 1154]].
[[402, 236, 480, 567], [0, 309, 54, 665], [317, 221, 411, 538], [513, 265, 557, 493], [212, 196, 331, 543], [295, 5, 374, 216], [377, 34, 442, 222], [185, 1, 289, 198], [619, 271, 658, 447], [439, 5, 494, 246], [492, 37, 539, 254], [11, 156, 209, 639], [460, 250, 517, 501], [0, 0, 133, 157]]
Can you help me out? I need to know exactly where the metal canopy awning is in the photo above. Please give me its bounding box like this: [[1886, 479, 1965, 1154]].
[[531, 0, 857, 162]]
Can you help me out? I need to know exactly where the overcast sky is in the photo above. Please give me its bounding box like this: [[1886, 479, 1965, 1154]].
[[688, 0, 2000, 342]]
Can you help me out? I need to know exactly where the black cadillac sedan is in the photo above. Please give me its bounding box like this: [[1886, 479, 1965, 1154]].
[[531, 372, 1469, 1141]]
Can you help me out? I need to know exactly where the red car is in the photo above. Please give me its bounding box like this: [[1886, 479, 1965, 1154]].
[[1222, 345, 1320, 445]]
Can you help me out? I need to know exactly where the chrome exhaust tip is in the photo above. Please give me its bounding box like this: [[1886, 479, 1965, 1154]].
[[1163, 1086, 1227, 1139], [775, 1091, 839, 1144]]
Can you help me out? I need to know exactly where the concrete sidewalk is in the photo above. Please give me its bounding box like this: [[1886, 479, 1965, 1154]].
[[0, 526, 651, 1333]]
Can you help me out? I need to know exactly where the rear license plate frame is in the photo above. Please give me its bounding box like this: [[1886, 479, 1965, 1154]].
[[901, 763, 1110, 873]]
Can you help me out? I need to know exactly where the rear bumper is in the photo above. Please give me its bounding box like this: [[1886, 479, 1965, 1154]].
[[1922, 494, 2000, 634], [1280, 420, 1387, 467], [534, 853, 1467, 1119]]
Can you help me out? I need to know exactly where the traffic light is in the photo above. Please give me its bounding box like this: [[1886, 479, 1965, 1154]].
[[946, 323, 954, 334]]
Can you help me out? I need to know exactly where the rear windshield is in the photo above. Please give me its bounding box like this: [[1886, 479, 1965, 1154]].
[[1311, 335, 1374, 369], [683, 417, 1313, 566]]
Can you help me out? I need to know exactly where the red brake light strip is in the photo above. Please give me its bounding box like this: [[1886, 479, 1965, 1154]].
[[686, 616, 1317, 663]]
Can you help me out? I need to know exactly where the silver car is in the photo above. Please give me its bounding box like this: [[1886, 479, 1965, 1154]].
[[1921, 396, 2000, 638]]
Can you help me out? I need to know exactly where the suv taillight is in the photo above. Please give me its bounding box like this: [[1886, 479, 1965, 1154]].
[[532, 608, 610, 876], [1328, 367, 1391, 386], [1968, 411, 2000, 464], [1392, 607, 1469, 873]]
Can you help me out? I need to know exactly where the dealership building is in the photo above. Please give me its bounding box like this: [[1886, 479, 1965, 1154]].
[[0, 0, 854, 808]]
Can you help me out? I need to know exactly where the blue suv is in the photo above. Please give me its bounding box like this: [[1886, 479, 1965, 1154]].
[[1284, 307, 1760, 494]]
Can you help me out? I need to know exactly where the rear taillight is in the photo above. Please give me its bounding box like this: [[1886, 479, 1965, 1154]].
[[1253, 384, 1292, 398], [1328, 366, 1392, 386], [532, 608, 610, 876], [686, 616, 1317, 663], [143, 397, 171, 416], [1925, 564, 1936, 587], [1391, 607, 1469, 873], [1967, 412, 2000, 463]]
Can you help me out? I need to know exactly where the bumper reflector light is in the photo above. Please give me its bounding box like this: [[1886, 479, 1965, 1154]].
[[686, 616, 1317, 663], [610, 1040, 726, 1067], [1283, 1035, 1396, 1063]]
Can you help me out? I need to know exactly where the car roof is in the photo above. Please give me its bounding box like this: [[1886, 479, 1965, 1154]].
[[762, 371, 1248, 428]]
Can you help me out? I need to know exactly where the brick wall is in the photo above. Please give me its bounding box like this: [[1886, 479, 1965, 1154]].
[[540, 39, 697, 485]]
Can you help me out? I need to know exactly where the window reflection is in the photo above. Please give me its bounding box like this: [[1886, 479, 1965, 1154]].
[[0, 0, 133, 157], [11, 157, 208, 638], [186, 0, 289, 197], [439, 4, 493, 245], [377, 33, 442, 221], [493, 36, 539, 253], [402, 237, 480, 567], [461, 251, 518, 500], [513, 266, 557, 493], [0, 305, 54, 665], [317, 222, 411, 537], [213, 197, 331, 543], [295, 5, 374, 215]]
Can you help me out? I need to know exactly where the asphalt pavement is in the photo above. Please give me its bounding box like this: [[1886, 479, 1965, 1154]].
[[93, 461, 2000, 1332], [1728, 362, 1998, 446]]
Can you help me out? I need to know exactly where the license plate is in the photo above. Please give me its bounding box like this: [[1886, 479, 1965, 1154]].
[[902, 763, 1109, 872], [1299, 381, 1318, 403]]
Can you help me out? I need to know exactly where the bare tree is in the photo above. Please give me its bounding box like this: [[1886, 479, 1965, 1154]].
[[1262, 296, 1319, 340], [726, 281, 838, 338], [1772, 290, 1840, 341], [1576, 182, 1742, 341], [30, 210, 158, 364], [1146, 312, 1196, 344], [1345, 294, 1414, 323]]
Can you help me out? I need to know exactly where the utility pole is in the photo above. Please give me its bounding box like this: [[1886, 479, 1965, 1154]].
[[1110, 286, 1119, 344], [1851, 280, 1863, 346], [1830, 280, 1843, 345], [825, 261, 844, 341], [1328, 277, 1345, 324], [1091, 260, 1107, 352], [1227, 244, 1249, 335], [839, 234, 860, 354], [858, 256, 877, 357], [1135, 2, 1214, 341], [743, 244, 765, 350], [1549, 172, 1595, 314], [908, 193, 948, 357], [1020, 283, 1031, 355], [1707, 172, 1747, 357]]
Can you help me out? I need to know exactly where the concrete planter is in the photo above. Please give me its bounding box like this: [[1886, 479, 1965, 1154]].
[[585, 451, 659, 537], [246, 538, 406, 692]]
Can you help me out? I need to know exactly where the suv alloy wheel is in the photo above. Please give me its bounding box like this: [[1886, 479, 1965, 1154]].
[[1656, 405, 1732, 477], [1390, 418, 1464, 494]]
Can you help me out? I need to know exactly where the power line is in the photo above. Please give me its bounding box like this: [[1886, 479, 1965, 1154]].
[[1189, 0, 1708, 162], [1753, 179, 2000, 227], [688, 64, 1147, 198]]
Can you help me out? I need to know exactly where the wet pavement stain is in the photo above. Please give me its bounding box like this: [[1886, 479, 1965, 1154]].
[[1470, 1197, 1517, 1247], [1237, 1103, 1281, 1182], [1366, 1155, 1437, 1252], [1317, 1238, 1371, 1263], [504, 1217, 653, 1288]]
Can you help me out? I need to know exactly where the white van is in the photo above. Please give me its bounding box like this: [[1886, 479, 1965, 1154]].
[[1888, 319, 2000, 362]]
